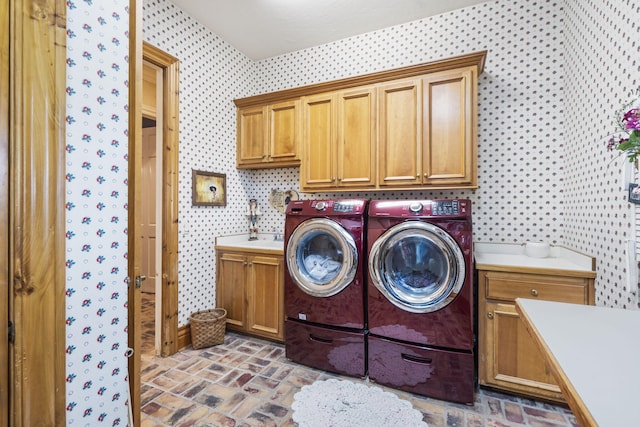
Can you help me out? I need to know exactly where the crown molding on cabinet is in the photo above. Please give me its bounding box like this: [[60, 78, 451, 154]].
[[234, 50, 487, 108]]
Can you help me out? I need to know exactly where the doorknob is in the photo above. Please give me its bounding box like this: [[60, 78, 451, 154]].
[[135, 275, 147, 289]]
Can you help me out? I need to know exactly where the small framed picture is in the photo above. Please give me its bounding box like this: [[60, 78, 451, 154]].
[[192, 169, 226, 207]]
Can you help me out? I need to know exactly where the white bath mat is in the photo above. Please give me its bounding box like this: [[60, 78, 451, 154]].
[[291, 378, 428, 427]]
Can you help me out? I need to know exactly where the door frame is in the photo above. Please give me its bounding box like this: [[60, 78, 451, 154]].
[[141, 41, 180, 357], [1, 0, 9, 425], [127, 31, 180, 423]]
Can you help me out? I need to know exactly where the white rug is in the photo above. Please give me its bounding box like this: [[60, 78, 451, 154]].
[[291, 378, 428, 427]]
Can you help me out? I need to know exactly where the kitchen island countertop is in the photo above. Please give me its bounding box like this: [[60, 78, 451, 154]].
[[516, 298, 640, 427]]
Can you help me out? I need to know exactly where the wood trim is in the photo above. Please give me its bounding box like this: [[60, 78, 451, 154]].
[[128, 0, 143, 425], [178, 324, 192, 350], [0, 0, 9, 424], [141, 41, 180, 358], [235, 50, 487, 107], [475, 264, 597, 279], [10, 0, 67, 425]]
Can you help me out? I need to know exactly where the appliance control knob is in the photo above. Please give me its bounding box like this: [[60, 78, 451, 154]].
[[315, 201, 327, 211], [409, 202, 423, 214]]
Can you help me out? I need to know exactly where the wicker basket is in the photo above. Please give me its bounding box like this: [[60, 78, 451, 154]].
[[190, 308, 227, 349]]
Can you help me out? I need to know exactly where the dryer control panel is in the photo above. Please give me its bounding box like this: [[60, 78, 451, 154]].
[[431, 200, 460, 216]]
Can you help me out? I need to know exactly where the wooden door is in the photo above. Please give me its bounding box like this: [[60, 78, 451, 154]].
[[8, 0, 67, 424], [1, 0, 8, 424], [269, 99, 300, 165], [377, 79, 422, 187], [217, 252, 247, 330], [246, 255, 284, 341], [237, 105, 267, 167], [483, 301, 563, 400], [422, 67, 475, 186], [301, 93, 335, 190], [337, 87, 376, 188], [141, 127, 158, 294]]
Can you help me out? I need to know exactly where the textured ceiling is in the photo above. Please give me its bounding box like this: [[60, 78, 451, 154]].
[[169, 0, 490, 60]]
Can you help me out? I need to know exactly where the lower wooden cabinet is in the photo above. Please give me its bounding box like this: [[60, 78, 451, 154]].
[[216, 249, 284, 342], [477, 269, 595, 402]]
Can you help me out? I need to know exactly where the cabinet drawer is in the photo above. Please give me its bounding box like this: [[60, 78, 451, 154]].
[[484, 272, 588, 304]]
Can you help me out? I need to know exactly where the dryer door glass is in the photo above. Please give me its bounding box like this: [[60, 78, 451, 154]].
[[286, 218, 358, 297], [369, 221, 465, 313]]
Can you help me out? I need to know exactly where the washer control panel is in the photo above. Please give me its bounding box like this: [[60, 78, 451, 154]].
[[306, 199, 366, 214], [333, 201, 358, 212]]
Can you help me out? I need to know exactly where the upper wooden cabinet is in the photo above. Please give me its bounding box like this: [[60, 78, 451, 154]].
[[378, 78, 422, 187], [378, 67, 477, 188], [300, 87, 376, 191], [234, 51, 486, 189], [422, 67, 476, 187], [236, 100, 301, 169]]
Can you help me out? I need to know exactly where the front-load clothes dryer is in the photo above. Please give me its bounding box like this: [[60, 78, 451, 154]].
[[284, 199, 368, 377], [367, 199, 475, 403]]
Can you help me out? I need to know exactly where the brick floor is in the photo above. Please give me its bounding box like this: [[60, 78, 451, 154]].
[[139, 331, 578, 427]]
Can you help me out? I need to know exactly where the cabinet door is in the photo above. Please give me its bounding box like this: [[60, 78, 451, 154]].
[[378, 79, 422, 187], [246, 255, 284, 341], [482, 301, 563, 401], [237, 105, 268, 167], [301, 93, 335, 190], [269, 99, 300, 166], [216, 252, 247, 330], [422, 67, 476, 187], [337, 87, 376, 188]]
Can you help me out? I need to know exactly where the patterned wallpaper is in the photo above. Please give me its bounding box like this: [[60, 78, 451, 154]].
[[65, 0, 132, 425], [563, 0, 640, 308], [143, 0, 256, 325]]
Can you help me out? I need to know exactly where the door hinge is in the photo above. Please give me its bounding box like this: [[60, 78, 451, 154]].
[[8, 320, 15, 344]]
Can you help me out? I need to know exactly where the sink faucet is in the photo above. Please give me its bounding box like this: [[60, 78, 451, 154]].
[[272, 227, 284, 241]]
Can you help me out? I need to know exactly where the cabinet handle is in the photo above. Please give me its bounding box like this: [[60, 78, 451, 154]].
[[487, 312, 494, 319], [243, 261, 248, 266], [531, 289, 538, 297], [248, 262, 253, 267]]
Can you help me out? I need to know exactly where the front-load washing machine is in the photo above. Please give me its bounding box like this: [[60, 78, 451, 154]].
[[367, 199, 475, 403], [284, 199, 368, 377]]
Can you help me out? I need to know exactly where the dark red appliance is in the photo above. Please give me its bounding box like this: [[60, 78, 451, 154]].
[[284, 199, 368, 377], [366, 199, 475, 403]]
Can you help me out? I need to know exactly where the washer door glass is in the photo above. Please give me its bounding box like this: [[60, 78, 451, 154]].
[[287, 218, 357, 297], [369, 221, 465, 313]]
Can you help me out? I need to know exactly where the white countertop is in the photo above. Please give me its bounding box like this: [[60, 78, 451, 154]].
[[516, 299, 640, 427], [215, 233, 284, 253], [474, 242, 595, 273]]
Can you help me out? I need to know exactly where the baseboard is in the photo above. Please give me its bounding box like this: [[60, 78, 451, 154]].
[[178, 324, 191, 350]]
